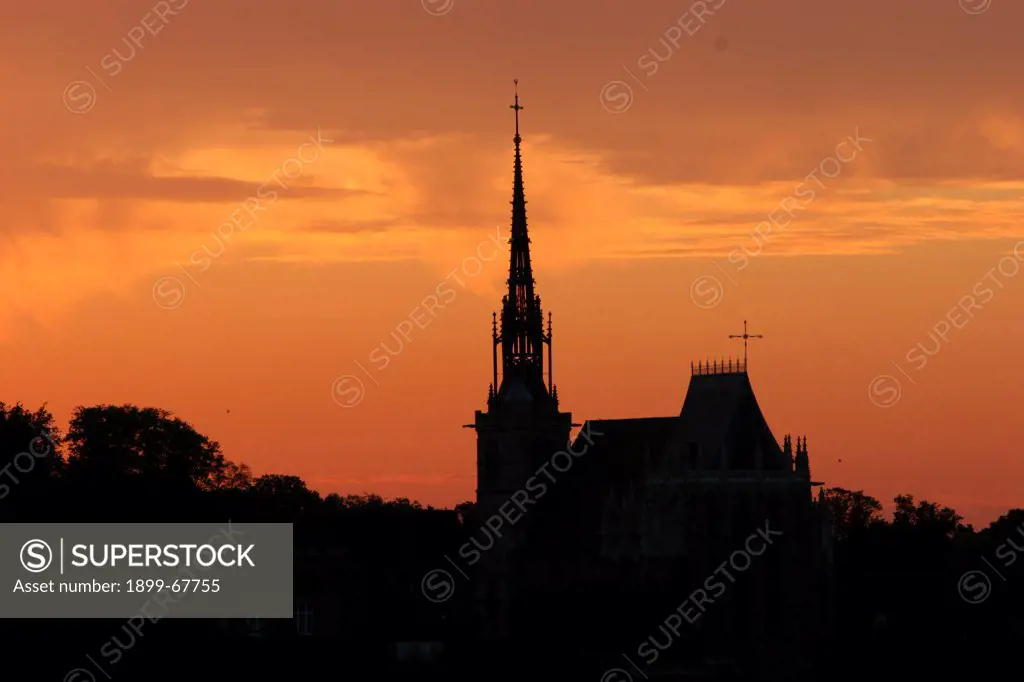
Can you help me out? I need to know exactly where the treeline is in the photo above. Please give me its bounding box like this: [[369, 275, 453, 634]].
[[0, 402, 465, 554], [819, 487, 1022, 678], [0, 401, 1021, 679], [0, 402, 468, 680]]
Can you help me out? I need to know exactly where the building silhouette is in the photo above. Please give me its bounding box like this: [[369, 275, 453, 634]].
[[470, 81, 574, 642], [471, 84, 833, 677]]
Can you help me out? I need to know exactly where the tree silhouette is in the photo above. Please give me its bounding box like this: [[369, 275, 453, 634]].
[[251, 473, 321, 518], [454, 500, 475, 526], [822, 487, 883, 540], [210, 459, 253, 490], [892, 493, 968, 536], [65, 404, 229, 489], [0, 402, 63, 515], [981, 507, 1024, 539]]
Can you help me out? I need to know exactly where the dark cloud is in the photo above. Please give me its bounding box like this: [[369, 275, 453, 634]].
[[10, 0, 1024, 187]]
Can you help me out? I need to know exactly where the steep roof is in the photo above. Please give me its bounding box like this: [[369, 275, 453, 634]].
[[672, 369, 788, 471], [569, 369, 789, 475]]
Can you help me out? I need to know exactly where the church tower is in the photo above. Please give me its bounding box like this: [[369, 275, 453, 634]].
[[471, 82, 573, 639]]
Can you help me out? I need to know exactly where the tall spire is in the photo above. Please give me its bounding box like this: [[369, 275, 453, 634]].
[[509, 78, 530, 288], [491, 80, 555, 408]]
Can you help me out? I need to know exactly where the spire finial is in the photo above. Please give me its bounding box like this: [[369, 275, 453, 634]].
[[510, 79, 523, 143]]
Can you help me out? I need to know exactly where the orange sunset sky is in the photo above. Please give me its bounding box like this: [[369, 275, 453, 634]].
[[2, 0, 1022, 525]]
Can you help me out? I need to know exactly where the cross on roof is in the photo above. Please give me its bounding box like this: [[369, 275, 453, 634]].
[[728, 320, 763, 367], [510, 79, 523, 138]]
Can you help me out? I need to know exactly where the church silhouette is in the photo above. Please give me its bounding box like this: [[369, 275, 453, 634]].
[[467, 83, 832, 678]]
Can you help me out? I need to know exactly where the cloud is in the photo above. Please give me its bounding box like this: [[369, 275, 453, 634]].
[[1, 0, 1023, 321], [0, 160, 361, 203]]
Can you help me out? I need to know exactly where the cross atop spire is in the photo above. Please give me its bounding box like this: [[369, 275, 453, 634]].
[[728, 320, 763, 368], [510, 79, 523, 143]]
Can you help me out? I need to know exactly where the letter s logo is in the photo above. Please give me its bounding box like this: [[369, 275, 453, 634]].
[[20, 539, 53, 573]]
